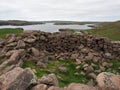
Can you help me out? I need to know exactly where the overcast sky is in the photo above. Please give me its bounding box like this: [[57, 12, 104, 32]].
[[0, 0, 120, 21]]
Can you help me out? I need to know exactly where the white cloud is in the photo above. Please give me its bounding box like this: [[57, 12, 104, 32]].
[[0, 0, 120, 21]]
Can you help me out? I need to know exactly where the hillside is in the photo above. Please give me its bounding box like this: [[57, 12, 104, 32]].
[[87, 21, 120, 40], [0, 20, 44, 26]]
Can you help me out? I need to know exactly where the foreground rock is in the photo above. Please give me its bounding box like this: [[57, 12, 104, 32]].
[[97, 72, 120, 90], [0, 67, 36, 90]]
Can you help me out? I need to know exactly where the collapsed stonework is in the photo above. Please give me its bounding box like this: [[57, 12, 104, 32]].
[[1, 30, 120, 60], [0, 30, 120, 90]]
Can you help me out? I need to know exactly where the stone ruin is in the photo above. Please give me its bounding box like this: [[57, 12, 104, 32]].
[[0, 30, 120, 90]]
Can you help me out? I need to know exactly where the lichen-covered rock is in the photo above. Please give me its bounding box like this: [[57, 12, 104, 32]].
[[31, 47, 40, 57], [24, 38, 36, 43], [67, 83, 97, 90], [38, 74, 58, 86], [32, 84, 47, 90], [36, 61, 46, 68], [5, 50, 18, 57], [48, 86, 65, 90], [16, 40, 26, 48], [83, 65, 94, 73], [6, 34, 16, 43], [0, 49, 25, 75], [96, 72, 120, 90], [0, 67, 36, 90], [7, 49, 25, 64], [88, 73, 97, 79], [58, 66, 68, 73]]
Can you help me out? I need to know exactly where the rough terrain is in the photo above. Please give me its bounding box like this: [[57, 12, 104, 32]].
[[0, 30, 120, 90]]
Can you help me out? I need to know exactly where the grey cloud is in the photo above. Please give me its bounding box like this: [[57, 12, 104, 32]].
[[0, 0, 120, 21]]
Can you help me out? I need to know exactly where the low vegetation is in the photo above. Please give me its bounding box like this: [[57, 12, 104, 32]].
[[0, 28, 23, 38], [53, 21, 99, 25], [110, 60, 120, 73], [22, 59, 120, 87], [22, 59, 90, 87], [87, 21, 120, 40]]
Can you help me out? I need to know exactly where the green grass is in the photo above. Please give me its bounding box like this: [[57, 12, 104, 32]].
[[110, 60, 120, 73], [57, 62, 88, 87], [22, 59, 120, 87], [87, 22, 120, 41], [22, 60, 50, 77], [0, 28, 23, 38], [22, 59, 89, 87]]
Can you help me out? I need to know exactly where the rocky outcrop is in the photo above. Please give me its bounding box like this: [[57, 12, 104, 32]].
[[0, 67, 36, 90]]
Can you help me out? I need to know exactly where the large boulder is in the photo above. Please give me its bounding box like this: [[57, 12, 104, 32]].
[[96, 72, 120, 90], [0, 67, 36, 90]]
